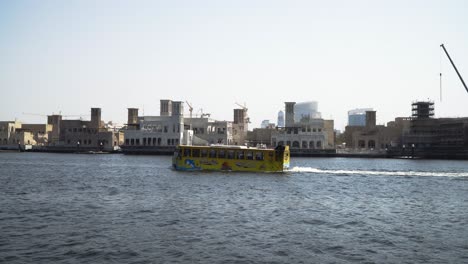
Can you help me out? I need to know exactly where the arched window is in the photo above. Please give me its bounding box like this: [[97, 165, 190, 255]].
[[292, 141, 300, 148], [316, 141, 322, 148], [278, 141, 284, 146], [309, 141, 314, 149], [358, 140, 365, 148], [302, 141, 308, 149], [368, 140, 376, 149]]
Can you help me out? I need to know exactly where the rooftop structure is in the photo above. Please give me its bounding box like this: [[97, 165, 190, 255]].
[[412, 101, 434, 119]]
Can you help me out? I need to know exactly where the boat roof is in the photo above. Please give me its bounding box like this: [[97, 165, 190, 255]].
[[177, 144, 274, 150]]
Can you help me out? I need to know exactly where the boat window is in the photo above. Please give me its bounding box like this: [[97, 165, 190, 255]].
[[192, 149, 200, 157], [209, 149, 217, 158], [227, 150, 235, 159], [268, 152, 274, 160], [218, 150, 226, 158], [246, 151, 254, 160], [235, 151, 244, 160], [201, 149, 208, 157], [255, 152, 264, 160], [183, 148, 191, 157]]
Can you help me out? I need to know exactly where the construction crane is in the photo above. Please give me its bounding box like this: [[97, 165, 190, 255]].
[[22, 112, 86, 119], [197, 108, 211, 118], [185, 101, 193, 118], [235, 102, 248, 111], [235, 102, 251, 123], [440, 43, 468, 94]]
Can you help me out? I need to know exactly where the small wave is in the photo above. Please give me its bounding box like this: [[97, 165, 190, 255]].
[[287, 167, 468, 177]]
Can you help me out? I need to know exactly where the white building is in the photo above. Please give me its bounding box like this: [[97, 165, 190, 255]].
[[124, 100, 187, 149], [122, 100, 249, 153], [272, 102, 335, 150]]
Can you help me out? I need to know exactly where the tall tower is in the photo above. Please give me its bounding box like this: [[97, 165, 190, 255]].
[[171, 101, 184, 116], [47, 114, 62, 143], [365, 110, 376, 128], [127, 108, 139, 130], [233, 109, 246, 124], [285, 102, 296, 127], [160, 100, 172, 116], [277, 110, 285, 127], [91, 108, 101, 129]]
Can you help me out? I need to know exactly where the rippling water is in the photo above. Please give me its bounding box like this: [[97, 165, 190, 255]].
[[1, 153, 468, 263]]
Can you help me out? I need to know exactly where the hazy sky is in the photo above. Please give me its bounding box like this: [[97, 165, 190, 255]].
[[1, 0, 467, 130]]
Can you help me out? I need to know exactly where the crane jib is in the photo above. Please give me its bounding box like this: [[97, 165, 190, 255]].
[[440, 44, 468, 94]]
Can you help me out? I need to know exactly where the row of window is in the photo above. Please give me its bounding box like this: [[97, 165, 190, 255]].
[[192, 127, 227, 135], [0, 138, 27, 144], [67, 139, 109, 146], [142, 124, 180, 133], [282, 127, 323, 134], [273, 141, 322, 149], [0, 127, 15, 133], [125, 138, 179, 146], [180, 148, 268, 161], [64, 128, 98, 134]]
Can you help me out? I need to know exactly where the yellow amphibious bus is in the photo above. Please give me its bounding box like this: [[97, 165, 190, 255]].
[[172, 145, 290, 172]]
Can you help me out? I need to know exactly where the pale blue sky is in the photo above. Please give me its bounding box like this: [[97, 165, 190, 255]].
[[1, 0, 467, 129]]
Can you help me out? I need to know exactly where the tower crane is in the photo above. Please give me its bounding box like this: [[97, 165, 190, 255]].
[[235, 102, 248, 111], [22, 112, 86, 119], [440, 43, 468, 94], [185, 101, 193, 118]]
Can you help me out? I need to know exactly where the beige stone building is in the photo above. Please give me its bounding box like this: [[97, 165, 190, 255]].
[[344, 110, 411, 150], [270, 102, 335, 150], [0, 120, 22, 149], [47, 108, 122, 152]]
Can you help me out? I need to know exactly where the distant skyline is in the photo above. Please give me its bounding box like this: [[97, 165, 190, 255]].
[[1, 0, 467, 130]]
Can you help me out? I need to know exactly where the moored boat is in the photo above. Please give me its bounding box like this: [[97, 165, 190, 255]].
[[172, 145, 290, 172]]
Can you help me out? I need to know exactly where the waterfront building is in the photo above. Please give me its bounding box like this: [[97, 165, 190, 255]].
[[0, 121, 53, 150], [122, 100, 187, 154], [270, 102, 335, 153], [344, 110, 411, 150], [122, 100, 249, 154], [20, 124, 53, 146], [47, 108, 122, 152], [186, 117, 233, 145], [0, 120, 22, 149], [401, 101, 468, 159]]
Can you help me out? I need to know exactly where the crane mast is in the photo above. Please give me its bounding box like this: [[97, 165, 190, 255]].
[[440, 44, 468, 94]]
